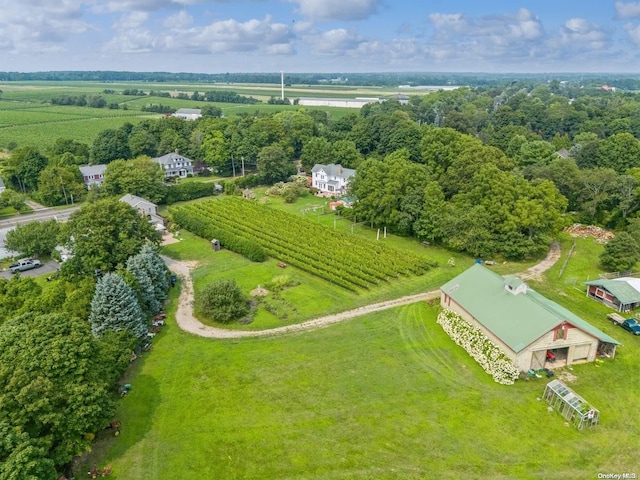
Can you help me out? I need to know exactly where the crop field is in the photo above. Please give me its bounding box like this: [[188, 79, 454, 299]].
[[171, 198, 436, 291], [0, 79, 407, 149]]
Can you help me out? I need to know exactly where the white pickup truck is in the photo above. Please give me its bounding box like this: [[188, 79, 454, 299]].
[[9, 259, 42, 274]]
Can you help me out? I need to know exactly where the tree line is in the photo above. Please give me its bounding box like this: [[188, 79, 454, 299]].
[[3, 79, 640, 257], [0, 198, 169, 478]]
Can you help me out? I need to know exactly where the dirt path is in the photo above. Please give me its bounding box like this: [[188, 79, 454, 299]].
[[163, 243, 562, 340], [518, 242, 561, 281]]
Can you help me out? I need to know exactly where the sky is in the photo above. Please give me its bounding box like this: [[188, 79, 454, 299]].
[[1, 0, 640, 74]]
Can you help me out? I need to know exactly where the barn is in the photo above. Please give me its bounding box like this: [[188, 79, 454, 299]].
[[440, 264, 620, 372], [584, 277, 640, 312]]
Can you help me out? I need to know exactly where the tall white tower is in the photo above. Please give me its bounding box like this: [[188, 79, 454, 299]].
[[280, 71, 285, 101]]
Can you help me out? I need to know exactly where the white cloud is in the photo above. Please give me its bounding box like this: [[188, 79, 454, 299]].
[[426, 8, 544, 62], [557, 18, 609, 50], [624, 22, 640, 44], [0, 0, 92, 54], [310, 28, 363, 54], [615, 1, 640, 19], [164, 10, 194, 29], [289, 0, 381, 21], [106, 14, 295, 56]]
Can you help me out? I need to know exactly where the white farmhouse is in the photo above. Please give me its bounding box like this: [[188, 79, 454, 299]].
[[152, 150, 194, 179], [311, 164, 355, 195]]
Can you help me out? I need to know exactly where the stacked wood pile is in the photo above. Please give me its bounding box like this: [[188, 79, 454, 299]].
[[563, 224, 614, 243]]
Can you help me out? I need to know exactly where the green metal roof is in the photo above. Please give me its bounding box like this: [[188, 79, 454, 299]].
[[584, 278, 640, 305], [441, 264, 620, 353]]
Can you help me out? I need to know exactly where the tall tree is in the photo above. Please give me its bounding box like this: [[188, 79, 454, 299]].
[[299, 137, 333, 172], [596, 133, 640, 174], [101, 156, 165, 203], [257, 145, 296, 184], [4, 147, 48, 192], [36, 165, 86, 206], [62, 198, 160, 275], [89, 272, 147, 339], [0, 313, 116, 468], [126, 245, 169, 316], [4, 220, 61, 258], [600, 232, 640, 272], [91, 128, 131, 164]]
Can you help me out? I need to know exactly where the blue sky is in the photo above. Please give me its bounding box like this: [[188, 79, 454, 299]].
[[1, 0, 640, 73]]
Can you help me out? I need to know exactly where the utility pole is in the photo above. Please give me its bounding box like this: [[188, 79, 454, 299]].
[[241, 157, 245, 177], [231, 155, 236, 177]]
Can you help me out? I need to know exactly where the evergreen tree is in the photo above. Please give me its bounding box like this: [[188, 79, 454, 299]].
[[126, 245, 169, 316], [89, 273, 146, 339]]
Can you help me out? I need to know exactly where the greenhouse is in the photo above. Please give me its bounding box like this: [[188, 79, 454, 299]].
[[543, 379, 600, 429]]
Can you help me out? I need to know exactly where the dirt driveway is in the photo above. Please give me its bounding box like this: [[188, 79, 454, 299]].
[[163, 241, 563, 340]]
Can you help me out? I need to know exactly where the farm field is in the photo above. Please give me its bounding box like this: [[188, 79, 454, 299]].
[[0, 80, 407, 149], [79, 233, 640, 479]]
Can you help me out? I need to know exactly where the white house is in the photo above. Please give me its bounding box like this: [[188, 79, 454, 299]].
[[311, 164, 356, 195], [79, 164, 107, 188], [172, 108, 202, 120], [152, 151, 194, 179]]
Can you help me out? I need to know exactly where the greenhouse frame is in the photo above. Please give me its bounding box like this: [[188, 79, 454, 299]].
[[543, 379, 599, 429]]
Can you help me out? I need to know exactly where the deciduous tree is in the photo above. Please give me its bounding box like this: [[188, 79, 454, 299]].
[[4, 220, 61, 258]]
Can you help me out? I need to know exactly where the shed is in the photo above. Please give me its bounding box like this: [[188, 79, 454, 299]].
[[584, 277, 640, 312], [440, 264, 620, 372], [211, 239, 221, 251]]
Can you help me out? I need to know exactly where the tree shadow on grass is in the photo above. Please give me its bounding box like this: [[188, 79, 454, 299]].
[[74, 373, 161, 477]]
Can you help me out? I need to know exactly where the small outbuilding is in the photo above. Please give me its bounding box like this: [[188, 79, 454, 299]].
[[584, 277, 640, 312], [543, 379, 599, 429], [440, 264, 620, 372], [211, 239, 221, 251]]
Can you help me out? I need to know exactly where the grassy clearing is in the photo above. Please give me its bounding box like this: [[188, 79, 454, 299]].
[[78, 227, 640, 479], [80, 284, 640, 478]]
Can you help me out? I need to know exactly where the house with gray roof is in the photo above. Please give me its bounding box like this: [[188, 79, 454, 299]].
[[119, 194, 165, 230], [584, 277, 640, 312], [152, 150, 194, 179], [440, 264, 620, 371], [311, 164, 356, 195], [79, 164, 107, 188]]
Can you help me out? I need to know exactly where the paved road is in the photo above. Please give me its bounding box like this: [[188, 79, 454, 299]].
[[0, 206, 80, 229], [0, 260, 60, 280]]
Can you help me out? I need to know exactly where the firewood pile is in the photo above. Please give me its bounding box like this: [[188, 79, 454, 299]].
[[563, 223, 614, 243]]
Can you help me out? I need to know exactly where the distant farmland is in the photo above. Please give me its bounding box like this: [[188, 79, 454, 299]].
[[0, 80, 416, 149]]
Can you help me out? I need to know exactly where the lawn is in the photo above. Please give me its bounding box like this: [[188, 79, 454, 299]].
[[78, 228, 640, 479]]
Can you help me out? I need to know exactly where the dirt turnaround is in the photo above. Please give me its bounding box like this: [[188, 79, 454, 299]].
[[163, 243, 561, 340]]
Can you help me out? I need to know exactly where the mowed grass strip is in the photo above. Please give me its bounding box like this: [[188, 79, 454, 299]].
[[81, 296, 640, 479]]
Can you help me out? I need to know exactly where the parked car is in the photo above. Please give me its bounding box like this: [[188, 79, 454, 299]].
[[608, 313, 640, 335], [9, 258, 42, 274]]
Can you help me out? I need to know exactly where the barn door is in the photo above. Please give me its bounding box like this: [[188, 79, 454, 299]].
[[573, 344, 590, 361], [532, 350, 546, 369]]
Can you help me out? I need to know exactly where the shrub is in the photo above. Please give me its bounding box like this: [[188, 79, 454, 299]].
[[437, 309, 519, 385], [195, 279, 249, 324]]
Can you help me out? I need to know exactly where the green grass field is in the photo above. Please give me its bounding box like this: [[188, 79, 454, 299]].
[[77, 226, 640, 479], [0, 80, 401, 149]]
